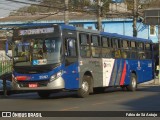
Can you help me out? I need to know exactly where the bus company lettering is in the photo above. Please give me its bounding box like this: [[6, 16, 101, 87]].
[[103, 60, 113, 68], [104, 63, 111, 68], [89, 60, 101, 67]]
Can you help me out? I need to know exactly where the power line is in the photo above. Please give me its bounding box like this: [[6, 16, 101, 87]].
[[27, 10, 63, 24], [6, 0, 65, 10]]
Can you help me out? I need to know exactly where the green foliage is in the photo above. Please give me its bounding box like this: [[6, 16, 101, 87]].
[[10, 0, 157, 16], [12, 0, 112, 15]]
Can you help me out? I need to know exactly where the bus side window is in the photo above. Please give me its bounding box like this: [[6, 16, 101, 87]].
[[110, 38, 118, 58], [122, 40, 129, 49], [130, 41, 137, 59], [114, 39, 121, 58], [79, 33, 90, 57], [111, 38, 117, 49], [91, 35, 101, 58], [138, 42, 145, 59], [101, 37, 112, 58], [121, 40, 130, 58], [145, 43, 152, 59]]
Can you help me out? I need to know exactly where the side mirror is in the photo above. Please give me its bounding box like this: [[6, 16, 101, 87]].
[[5, 40, 12, 59]]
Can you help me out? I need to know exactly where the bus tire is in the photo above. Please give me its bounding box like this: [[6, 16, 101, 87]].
[[127, 73, 137, 91], [37, 91, 51, 98], [77, 76, 91, 98]]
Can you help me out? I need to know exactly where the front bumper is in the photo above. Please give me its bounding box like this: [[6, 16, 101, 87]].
[[12, 77, 65, 90]]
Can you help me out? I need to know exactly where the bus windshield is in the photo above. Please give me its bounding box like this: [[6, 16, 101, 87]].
[[13, 37, 62, 66]]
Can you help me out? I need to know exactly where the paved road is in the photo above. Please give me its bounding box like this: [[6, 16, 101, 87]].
[[0, 85, 160, 112]]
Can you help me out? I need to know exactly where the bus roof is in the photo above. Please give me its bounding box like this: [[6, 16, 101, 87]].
[[60, 24, 76, 31], [9, 24, 152, 43], [101, 31, 152, 43], [60, 25, 152, 43]]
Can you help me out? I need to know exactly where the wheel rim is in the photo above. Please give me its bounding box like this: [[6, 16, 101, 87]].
[[132, 77, 136, 88], [82, 81, 89, 92]]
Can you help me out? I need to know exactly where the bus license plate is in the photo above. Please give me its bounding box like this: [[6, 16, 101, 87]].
[[29, 83, 38, 88]]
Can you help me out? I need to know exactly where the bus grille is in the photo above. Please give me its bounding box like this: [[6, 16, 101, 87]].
[[18, 81, 49, 87]]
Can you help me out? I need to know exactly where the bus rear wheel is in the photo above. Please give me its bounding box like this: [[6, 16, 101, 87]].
[[127, 73, 137, 91], [77, 76, 91, 98], [37, 90, 51, 98]]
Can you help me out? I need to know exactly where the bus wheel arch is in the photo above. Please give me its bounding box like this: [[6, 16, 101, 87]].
[[77, 71, 93, 98], [127, 71, 137, 91]]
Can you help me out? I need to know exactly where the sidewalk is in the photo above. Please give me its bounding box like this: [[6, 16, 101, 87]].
[[140, 78, 160, 86]]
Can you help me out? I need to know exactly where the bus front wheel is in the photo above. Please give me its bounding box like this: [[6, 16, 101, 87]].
[[77, 76, 91, 98], [127, 73, 137, 91]]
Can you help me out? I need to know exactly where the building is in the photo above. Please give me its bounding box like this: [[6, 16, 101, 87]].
[[0, 13, 158, 43], [109, 0, 127, 13]]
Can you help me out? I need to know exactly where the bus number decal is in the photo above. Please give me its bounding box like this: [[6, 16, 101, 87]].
[[39, 75, 48, 79]]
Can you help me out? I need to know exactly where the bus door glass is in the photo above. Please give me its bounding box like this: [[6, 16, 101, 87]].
[[64, 37, 79, 89], [64, 38, 78, 66]]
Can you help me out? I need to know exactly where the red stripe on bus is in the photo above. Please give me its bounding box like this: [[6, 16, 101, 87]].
[[120, 62, 126, 85]]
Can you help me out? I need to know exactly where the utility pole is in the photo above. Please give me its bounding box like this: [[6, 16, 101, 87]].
[[97, 0, 102, 31], [144, 8, 160, 84], [158, 25, 160, 83], [133, 0, 138, 37], [64, 0, 69, 25]]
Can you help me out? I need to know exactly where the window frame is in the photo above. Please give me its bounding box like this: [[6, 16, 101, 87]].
[[145, 42, 152, 59], [91, 34, 101, 58], [101, 36, 111, 48], [79, 33, 91, 58]]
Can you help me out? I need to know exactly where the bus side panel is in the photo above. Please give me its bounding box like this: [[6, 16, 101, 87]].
[[122, 59, 153, 85], [141, 60, 153, 82], [63, 62, 79, 89], [109, 59, 124, 86], [79, 58, 103, 88], [114, 59, 123, 86], [123, 60, 142, 85]]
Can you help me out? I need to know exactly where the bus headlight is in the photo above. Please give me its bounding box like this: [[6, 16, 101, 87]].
[[50, 71, 63, 82]]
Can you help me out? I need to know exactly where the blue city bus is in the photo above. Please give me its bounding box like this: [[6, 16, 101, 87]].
[[6, 24, 154, 98]]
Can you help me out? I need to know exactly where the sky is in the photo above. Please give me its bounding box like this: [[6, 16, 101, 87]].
[[0, 0, 40, 18]]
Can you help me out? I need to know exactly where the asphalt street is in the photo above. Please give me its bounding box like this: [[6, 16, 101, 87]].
[[0, 85, 160, 119]]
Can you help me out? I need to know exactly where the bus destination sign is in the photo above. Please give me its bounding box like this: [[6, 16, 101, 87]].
[[19, 27, 54, 36]]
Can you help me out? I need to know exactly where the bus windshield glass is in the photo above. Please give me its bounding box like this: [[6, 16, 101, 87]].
[[13, 37, 61, 66]]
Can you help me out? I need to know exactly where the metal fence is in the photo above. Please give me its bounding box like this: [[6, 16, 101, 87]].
[[0, 55, 12, 77]]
